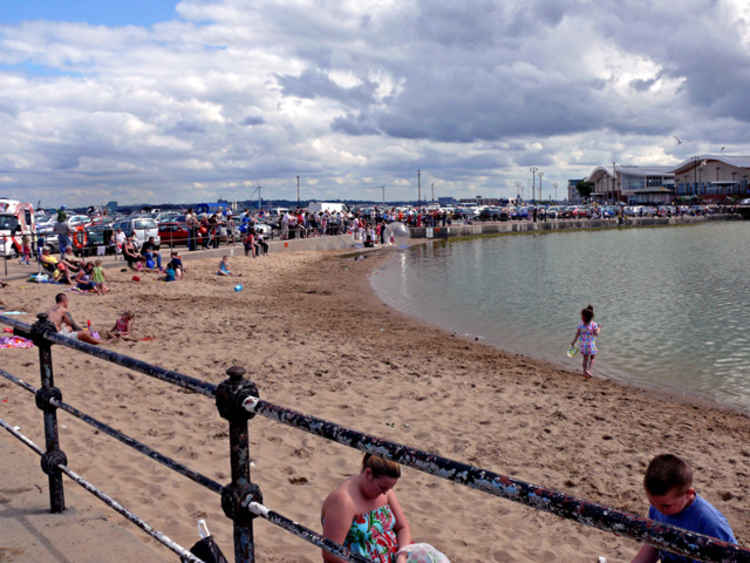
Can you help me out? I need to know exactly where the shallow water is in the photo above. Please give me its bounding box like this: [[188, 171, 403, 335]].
[[371, 222, 750, 413]]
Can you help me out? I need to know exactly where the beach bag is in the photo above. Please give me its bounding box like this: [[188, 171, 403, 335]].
[[398, 543, 450, 563]]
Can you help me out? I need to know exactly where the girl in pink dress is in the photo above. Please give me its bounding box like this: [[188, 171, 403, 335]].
[[571, 305, 600, 379]]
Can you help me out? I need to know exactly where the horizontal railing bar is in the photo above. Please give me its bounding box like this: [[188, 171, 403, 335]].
[[0, 315, 217, 398], [242, 396, 748, 563], [244, 500, 369, 563], [0, 368, 222, 495], [0, 417, 205, 563]]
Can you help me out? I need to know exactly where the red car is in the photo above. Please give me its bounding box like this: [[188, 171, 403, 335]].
[[158, 222, 204, 247]]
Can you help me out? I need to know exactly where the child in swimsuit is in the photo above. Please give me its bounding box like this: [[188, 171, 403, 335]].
[[571, 304, 600, 379], [217, 255, 232, 276], [107, 311, 135, 339], [92, 259, 108, 294]]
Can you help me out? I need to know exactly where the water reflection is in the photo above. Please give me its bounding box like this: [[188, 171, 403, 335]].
[[373, 223, 750, 413]]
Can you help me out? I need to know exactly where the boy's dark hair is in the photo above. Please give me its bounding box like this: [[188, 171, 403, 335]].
[[581, 304, 594, 323], [644, 454, 693, 495], [55, 293, 66, 304]]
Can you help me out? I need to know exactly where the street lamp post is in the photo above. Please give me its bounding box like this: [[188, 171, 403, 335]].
[[530, 167, 538, 204]]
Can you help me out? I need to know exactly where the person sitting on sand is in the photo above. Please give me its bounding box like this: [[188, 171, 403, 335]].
[[217, 255, 232, 276], [631, 453, 736, 563], [106, 311, 135, 340], [140, 236, 163, 271], [322, 453, 412, 563], [47, 293, 101, 344], [39, 247, 67, 282], [61, 247, 84, 274], [74, 262, 96, 291], [123, 236, 144, 270], [166, 251, 184, 280]]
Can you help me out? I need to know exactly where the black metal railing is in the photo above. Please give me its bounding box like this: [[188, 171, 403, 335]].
[[0, 312, 747, 562]]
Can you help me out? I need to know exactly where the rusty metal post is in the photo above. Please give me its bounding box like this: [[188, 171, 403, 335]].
[[31, 313, 67, 513], [216, 366, 261, 563]]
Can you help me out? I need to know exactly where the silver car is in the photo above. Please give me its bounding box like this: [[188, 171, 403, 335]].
[[113, 216, 160, 249]]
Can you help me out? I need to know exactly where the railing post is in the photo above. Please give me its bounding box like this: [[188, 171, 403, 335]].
[[31, 312, 67, 513], [216, 366, 262, 563]]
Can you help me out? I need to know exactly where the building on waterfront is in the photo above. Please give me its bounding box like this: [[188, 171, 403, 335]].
[[586, 165, 675, 204], [567, 179, 584, 202], [672, 155, 750, 199]]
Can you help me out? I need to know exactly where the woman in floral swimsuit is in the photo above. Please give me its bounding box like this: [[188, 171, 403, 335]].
[[322, 454, 411, 563]]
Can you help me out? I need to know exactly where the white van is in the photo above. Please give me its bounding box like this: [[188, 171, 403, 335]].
[[307, 202, 346, 214], [113, 216, 160, 249], [0, 199, 35, 257]]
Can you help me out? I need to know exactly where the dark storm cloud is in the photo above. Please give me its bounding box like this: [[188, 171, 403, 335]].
[[271, 0, 677, 143], [240, 115, 264, 126], [276, 68, 377, 107], [591, 0, 750, 121], [630, 77, 658, 92], [3, 0, 750, 205]]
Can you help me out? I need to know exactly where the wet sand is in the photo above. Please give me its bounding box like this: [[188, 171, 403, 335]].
[[0, 247, 747, 562]]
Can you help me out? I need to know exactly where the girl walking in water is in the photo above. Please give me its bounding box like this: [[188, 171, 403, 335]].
[[571, 304, 600, 379]]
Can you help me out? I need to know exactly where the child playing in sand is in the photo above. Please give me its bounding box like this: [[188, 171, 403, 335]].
[[166, 251, 184, 280], [107, 311, 135, 340], [631, 454, 736, 562], [571, 304, 599, 379], [92, 260, 108, 294], [217, 255, 232, 276]]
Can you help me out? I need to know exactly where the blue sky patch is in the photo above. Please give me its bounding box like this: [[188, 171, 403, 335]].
[[0, 0, 179, 27]]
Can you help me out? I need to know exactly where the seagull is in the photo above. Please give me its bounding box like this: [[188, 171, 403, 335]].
[[673, 136, 683, 144]]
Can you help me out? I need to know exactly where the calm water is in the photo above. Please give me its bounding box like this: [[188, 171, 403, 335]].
[[371, 222, 750, 413]]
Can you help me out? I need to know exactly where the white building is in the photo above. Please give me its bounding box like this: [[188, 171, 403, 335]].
[[586, 165, 675, 204], [672, 155, 750, 199]]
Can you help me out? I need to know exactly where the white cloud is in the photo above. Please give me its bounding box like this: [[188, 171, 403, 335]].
[[0, 0, 748, 206]]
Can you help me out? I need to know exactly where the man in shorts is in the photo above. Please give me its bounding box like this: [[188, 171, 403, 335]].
[[47, 293, 101, 345]]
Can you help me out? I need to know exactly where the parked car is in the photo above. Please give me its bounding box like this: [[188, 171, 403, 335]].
[[77, 224, 116, 257], [158, 222, 202, 247], [479, 207, 508, 221], [113, 216, 160, 248]]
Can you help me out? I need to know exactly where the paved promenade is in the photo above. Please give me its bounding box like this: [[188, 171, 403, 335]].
[[1, 233, 359, 282]]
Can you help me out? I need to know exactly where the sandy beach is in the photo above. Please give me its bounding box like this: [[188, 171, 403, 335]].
[[0, 245, 748, 562]]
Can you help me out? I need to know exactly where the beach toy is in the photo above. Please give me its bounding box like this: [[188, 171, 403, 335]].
[[132, 275, 140, 282], [566, 346, 578, 358], [284, 242, 289, 248], [234, 284, 244, 292]]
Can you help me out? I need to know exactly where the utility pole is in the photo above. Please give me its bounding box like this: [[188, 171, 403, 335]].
[[431, 182, 435, 203], [530, 167, 538, 204], [612, 161, 617, 202], [296, 176, 300, 206], [417, 169, 421, 207], [553, 182, 559, 202]]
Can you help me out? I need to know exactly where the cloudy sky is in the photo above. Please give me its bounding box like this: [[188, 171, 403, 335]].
[[1, 0, 749, 207]]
